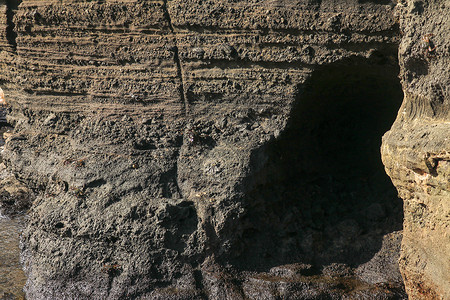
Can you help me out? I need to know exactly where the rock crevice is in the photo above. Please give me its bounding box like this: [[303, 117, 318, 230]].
[[5, 0, 21, 50], [162, 0, 189, 116]]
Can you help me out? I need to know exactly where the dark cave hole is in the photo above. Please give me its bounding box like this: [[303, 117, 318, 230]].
[[236, 56, 404, 272], [5, 0, 22, 50]]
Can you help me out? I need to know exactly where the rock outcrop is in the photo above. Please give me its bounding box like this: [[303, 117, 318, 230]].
[[381, 1, 450, 299], [0, 0, 445, 299]]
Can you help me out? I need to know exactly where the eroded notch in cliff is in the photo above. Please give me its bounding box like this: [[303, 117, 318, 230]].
[[238, 54, 405, 273], [5, 0, 21, 50]]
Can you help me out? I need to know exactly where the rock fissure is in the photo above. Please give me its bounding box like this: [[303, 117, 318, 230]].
[[162, 0, 189, 116], [5, 0, 20, 51]]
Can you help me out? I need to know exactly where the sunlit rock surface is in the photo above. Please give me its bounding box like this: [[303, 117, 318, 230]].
[[381, 1, 450, 299]]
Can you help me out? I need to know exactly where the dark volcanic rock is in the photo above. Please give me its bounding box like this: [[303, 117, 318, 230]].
[[0, 0, 445, 299], [0, 162, 33, 216]]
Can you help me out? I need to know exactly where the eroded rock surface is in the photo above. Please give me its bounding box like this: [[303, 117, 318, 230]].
[[381, 1, 450, 299], [0, 0, 442, 299]]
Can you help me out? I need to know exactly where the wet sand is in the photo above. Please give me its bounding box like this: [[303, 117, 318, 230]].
[[0, 214, 26, 299]]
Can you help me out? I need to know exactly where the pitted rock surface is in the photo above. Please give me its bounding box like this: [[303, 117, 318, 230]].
[[381, 1, 450, 299]]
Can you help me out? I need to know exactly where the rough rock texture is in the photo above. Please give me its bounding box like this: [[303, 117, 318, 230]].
[[0, 124, 34, 217], [0, 0, 439, 299], [381, 1, 450, 299], [0, 162, 33, 215]]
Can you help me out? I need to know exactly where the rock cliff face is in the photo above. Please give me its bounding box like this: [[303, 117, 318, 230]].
[[0, 0, 446, 299], [381, 1, 449, 299]]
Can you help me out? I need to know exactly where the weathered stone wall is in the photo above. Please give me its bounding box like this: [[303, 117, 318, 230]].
[[381, 1, 450, 299], [0, 0, 445, 299]]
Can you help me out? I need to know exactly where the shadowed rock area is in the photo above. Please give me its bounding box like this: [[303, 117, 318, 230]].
[[0, 0, 447, 299], [235, 57, 404, 271]]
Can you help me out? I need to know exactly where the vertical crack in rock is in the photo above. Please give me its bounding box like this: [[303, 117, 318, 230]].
[[6, 0, 20, 50], [193, 269, 208, 299], [162, 0, 189, 200], [162, 0, 189, 116]]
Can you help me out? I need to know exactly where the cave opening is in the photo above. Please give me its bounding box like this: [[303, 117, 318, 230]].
[[236, 55, 404, 272], [5, 0, 22, 50]]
